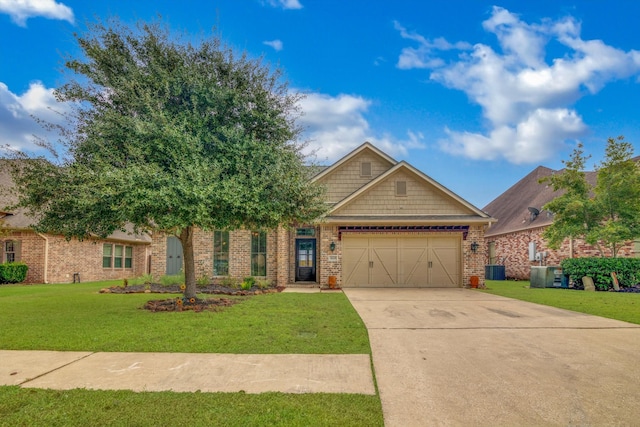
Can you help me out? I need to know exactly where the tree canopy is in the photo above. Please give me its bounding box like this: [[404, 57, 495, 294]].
[[4, 19, 327, 296], [542, 136, 640, 257]]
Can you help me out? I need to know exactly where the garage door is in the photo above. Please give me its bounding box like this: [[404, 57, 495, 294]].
[[342, 235, 460, 287]]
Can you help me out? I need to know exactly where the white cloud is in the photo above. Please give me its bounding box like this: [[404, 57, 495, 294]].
[[263, 39, 283, 52], [396, 6, 640, 164], [0, 81, 71, 153], [263, 0, 302, 10], [0, 0, 74, 27], [297, 92, 425, 162]]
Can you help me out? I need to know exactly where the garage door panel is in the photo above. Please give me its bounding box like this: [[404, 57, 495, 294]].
[[342, 238, 369, 287], [400, 246, 428, 286], [430, 247, 459, 287], [371, 247, 398, 286]]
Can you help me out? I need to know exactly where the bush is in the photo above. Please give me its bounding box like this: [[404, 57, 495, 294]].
[[561, 258, 640, 290], [0, 262, 29, 284], [220, 276, 241, 289], [241, 276, 256, 291], [159, 272, 185, 286]]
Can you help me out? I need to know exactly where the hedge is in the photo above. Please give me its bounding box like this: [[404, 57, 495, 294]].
[[561, 258, 640, 291], [0, 262, 29, 284]]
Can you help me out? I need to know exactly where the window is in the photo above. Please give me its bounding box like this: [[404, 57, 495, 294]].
[[103, 244, 133, 269], [4, 240, 19, 263], [396, 180, 407, 196], [102, 244, 112, 268], [114, 245, 123, 268], [296, 228, 315, 237], [125, 246, 133, 268], [251, 231, 267, 276], [360, 161, 372, 177], [213, 231, 229, 276]]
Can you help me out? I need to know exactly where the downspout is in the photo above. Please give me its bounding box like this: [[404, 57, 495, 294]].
[[36, 232, 49, 284], [569, 238, 574, 258]]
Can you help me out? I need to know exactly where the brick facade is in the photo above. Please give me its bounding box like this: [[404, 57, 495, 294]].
[[1, 230, 149, 284], [485, 226, 637, 280]]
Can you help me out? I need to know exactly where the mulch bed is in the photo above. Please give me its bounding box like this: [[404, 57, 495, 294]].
[[100, 283, 284, 312]]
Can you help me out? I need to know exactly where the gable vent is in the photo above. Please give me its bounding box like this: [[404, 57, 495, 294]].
[[396, 180, 407, 196], [360, 161, 372, 177]]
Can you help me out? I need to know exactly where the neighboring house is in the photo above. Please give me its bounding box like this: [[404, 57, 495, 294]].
[[151, 143, 496, 287], [482, 166, 638, 280], [0, 162, 151, 284]]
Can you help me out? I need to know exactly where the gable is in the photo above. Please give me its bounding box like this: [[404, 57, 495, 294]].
[[315, 146, 395, 204], [332, 166, 481, 217]]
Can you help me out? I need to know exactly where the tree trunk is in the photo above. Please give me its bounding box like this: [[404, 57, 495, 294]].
[[179, 226, 197, 299]]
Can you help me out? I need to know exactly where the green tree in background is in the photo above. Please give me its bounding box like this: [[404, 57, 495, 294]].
[[542, 136, 640, 257], [4, 19, 327, 298]]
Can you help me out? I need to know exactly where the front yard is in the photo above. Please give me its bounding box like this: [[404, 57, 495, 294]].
[[0, 280, 383, 426], [481, 280, 640, 324]]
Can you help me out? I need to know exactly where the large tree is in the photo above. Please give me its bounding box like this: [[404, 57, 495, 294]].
[[4, 19, 327, 297], [542, 136, 640, 256]]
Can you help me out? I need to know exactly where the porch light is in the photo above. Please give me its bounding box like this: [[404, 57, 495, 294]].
[[329, 241, 336, 252], [470, 241, 479, 253]]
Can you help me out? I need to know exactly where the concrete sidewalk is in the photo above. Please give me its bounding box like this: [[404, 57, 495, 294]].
[[1, 350, 375, 395]]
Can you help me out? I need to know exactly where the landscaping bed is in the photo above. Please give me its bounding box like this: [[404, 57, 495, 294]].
[[100, 283, 285, 312]]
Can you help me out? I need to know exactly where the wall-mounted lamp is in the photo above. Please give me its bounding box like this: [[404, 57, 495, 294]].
[[470, 241, 479, 253], [329, 241, 336, 252]]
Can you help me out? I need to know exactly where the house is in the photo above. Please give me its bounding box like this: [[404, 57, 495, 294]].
[[0, 162, 151, 284], [482, 165, 638, 280], [151, 143, 496, 287]]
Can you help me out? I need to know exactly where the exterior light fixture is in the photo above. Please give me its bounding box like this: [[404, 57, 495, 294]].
[[329, 241, 336, 252], [470, 242, 479, 253]]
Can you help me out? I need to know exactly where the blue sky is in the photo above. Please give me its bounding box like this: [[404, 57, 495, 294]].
[[2, 0, 640, 208]]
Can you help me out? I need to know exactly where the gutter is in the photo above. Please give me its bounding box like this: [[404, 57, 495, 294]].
[[36, 232, 49, 284]]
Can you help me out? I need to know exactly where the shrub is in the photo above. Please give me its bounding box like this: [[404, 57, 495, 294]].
[[196, 275, 210, 287], [561, 258, 640, 290], [256, 279, 271, 289], [0, 262, 29, 284], [160, 272, 185, 286], [220, 276, 240, 289]]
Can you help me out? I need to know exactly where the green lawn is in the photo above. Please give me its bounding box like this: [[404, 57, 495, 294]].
[[0, 281, 383, 426], [481, 280, 640, 324], [0, 281, 369, 353]]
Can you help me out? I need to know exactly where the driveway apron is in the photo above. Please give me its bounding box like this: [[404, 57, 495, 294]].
[[344, 288, 640, 427]]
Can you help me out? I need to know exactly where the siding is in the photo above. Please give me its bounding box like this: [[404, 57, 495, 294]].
[[333, 170, 474, 216], [316, 150, 394, 203]]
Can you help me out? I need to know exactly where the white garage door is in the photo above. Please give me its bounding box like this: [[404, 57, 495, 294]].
[[342, 234, 461, 287]]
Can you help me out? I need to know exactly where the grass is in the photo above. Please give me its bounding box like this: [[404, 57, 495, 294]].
[[0, 280, 383, 426], [481, 280, 640, 324], [0, 281, 370, 354], [0, 387, 383, 427]]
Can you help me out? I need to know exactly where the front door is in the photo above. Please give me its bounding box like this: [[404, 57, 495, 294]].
[[166, 236, 183, 275], [295, 239, 316, 282]]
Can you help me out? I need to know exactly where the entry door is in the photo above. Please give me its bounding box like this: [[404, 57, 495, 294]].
[[295, 239, 316, 282], [166, 236, 183, 275]]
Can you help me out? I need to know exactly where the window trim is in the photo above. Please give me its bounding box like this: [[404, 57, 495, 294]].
[[3, 240, 19, 263], [251, 231, 267, 277], [103, 243, 133, 269], [213, 230, 230, 276]]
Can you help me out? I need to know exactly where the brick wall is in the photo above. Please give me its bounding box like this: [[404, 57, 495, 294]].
[[464, 225, 486, 287], [485, 226, 637, 280], [150, 228, 280, 284], [2, 230, 149, 284]]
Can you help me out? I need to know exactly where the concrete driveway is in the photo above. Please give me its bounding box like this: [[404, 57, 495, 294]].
[[344, 288, 640, 427]]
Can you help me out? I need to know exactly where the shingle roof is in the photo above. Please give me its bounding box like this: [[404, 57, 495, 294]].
[[482, 165, 598, 237], [0, 160, 151, 243]]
